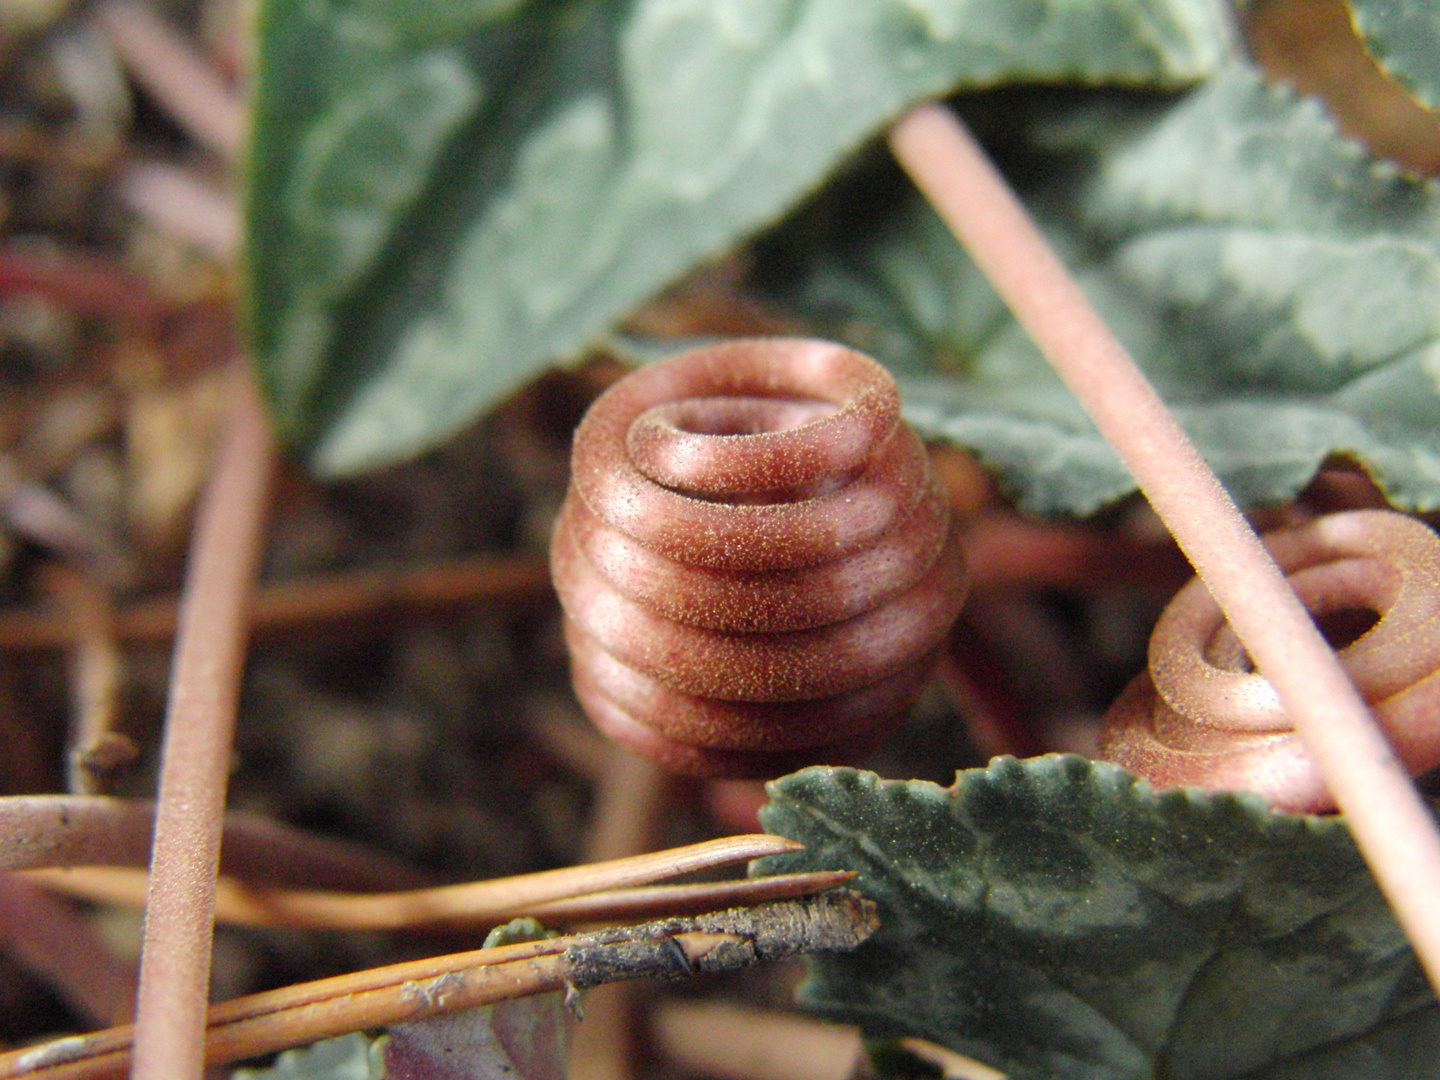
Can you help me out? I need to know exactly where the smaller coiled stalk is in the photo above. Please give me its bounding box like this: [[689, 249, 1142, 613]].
[[551, 338, 969, 778], [1099, 510, 1440, 813]]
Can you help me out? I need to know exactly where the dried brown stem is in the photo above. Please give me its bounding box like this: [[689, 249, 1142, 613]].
[[518, 873, 857, 925], [23, 866, 853, 930], [0, 892, 877, 1080], [889, 103, 1440, 990], [130, 367, 273, 1080], [0, 553, 552, 652], [20, 836, 826, 930], [43, 568, 132, 795]]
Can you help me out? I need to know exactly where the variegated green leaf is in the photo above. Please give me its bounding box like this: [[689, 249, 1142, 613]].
[[754, 757, 1439, 1080], [248, 0, 1229, 475], [764, 66, 1440, 515]]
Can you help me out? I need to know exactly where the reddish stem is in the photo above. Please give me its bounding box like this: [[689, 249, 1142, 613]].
[[0, 247, 166, 325], [890, 103, 1440, 992], [129, 366, 272, 1080]]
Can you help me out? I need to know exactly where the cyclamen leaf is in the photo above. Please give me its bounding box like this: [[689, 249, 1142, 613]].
[[249, 0, 1230, 475], [775, 65, 1440, 515], [753, 757, 1439, 1080], [1351, 0, 1440, 114]]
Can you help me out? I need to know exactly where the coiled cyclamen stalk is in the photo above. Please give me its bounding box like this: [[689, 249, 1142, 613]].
[[1100, 510, 1440, 813], [551, 338, 968, 777]]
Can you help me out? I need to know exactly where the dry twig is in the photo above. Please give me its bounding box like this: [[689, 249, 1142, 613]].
[[42, 568, 132, 795], [23, 865, 853, 930], [0, 892, 877, 1080], [20, 835, 834, 930]]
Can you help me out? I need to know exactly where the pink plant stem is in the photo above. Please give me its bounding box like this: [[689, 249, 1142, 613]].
[[97, 1, 245, 162], [889, 102, 1440, 990], [119, 163, 241, 262], [129, 367, 272, 1080]]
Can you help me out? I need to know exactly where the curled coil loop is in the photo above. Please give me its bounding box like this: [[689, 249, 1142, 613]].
[[552, 338, 969, 777], [1099, 510, 1440, 813]]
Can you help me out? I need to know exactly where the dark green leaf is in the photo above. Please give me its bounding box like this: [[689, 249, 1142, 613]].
[[766, 65, 1440, 515], [248, 0, 1230, 474], [1352, 0, 1440, 114], [754, 757, 1438, 1080]]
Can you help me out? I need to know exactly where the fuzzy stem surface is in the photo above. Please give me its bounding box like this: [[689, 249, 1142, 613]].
[[889, 102, 1440, 991], [129, 367, 273, 1080]]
